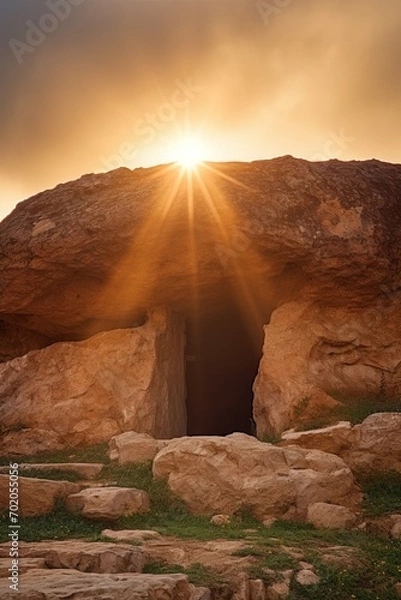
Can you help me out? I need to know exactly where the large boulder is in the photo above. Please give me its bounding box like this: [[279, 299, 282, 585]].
[[65, 487, 150, 520], [1, 158, 401, 341], [0, 475, 80, 517], [281, 413, 401, 473], [1, 157, 401, 436], [253, 299, 401, 436], [0, 308, 186, 454], [152, 433, 362, 522]]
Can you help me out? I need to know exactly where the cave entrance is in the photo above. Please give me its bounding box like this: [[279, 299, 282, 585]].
[[185, 304, 265, 436]]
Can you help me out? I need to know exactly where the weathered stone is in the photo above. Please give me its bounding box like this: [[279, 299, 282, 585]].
[[153, 434, 361, 522], [249, 579, 266, 600], [0, 475, 80, 517], [0, 570, 193, 599], [390, 515, 401, 540], [210, 514, 231, 526], [395, 582, 401, 598], [306, 503, 357, 530], [254, 300, 401, 436], [0, 308, 186, 454], [65, 486, 150, 520], [190, 586, 212, 600], [281, 413, 401, 473], [265, 581, 290, 600], [109, 431, 168, 464], [0, 540, 145, 573], [0, 558, 45, 577], [295, 570, 320, 586], [0, 462, 104, 479], [102, 529, 162, 542]]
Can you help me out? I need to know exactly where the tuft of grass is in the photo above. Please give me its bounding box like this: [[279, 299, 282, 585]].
[[360, 471, 401, 516], [0, 442, 110, 466]]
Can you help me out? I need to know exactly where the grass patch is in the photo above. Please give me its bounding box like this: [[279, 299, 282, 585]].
[[0, 504, 108, 543], [297, 395, 401, 431], [361, 471, 401, 516], [0, 442, 109, 466], [15, 468, 84, 482], [143, 561, 228, 589]]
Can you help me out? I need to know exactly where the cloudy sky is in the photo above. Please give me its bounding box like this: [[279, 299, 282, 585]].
[[1, 0, 400, 219]]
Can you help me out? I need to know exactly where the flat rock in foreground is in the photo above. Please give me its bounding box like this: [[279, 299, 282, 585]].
[[0, 570, 193, 600]]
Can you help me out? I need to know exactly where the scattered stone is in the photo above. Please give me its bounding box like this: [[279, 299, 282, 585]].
[[390, 515, 401, 540], [102, 529, 162, 542], [0, 475, 80, 517], [108, 431, 168, 464], [0, 462, 104, 479], [211, 514, 231, 526], [395, 582, 401, 598], [190, 586, 212, 600], [65, 486, 150, 520], [295, 569, 320, 586], [306, 502, 358, 530], [249, 578, 266, 600], [262, 517, 277, 528], [266, 580, 290, 599], [153, 433, 362, 522], [0, 570, 192, 600]]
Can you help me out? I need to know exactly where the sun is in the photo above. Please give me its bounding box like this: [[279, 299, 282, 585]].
[[174, 137, 205, 170]]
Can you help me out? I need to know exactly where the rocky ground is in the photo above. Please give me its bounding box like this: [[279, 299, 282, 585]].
[[0, 418, 400, 599]]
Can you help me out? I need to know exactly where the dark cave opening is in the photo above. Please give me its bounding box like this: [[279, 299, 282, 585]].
[[185, 305, 265, 436]]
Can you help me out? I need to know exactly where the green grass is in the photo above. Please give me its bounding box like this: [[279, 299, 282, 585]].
[[297, 395, 401, 431], [360, 471, 401, 516], [0, 442, 110, 466], [14, 468, 84, 482], [143, 561, 228, 589]]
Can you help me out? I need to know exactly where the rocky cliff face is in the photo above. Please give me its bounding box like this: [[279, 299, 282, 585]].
[[1, 156, 401, 438], [0, 308, 186, 454]]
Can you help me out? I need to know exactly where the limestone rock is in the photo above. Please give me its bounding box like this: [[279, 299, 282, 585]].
[[210, 514, 231, 526], [0, 569, 193, 599], [0, 475, 80, 517], [0, 558, 46, 577], [254, 299, 401, 436], [65, 486, 150, 520], [390, 515, 401, 540], [0, 540, 145, 574], [281, 413, 401, 473], [306, 502, 357, 529], [152, 433, 361, 521], [109, 431, 168, 464], [3, 158, 401, 342], [0, 308, 186, 454], [295, 570, 320, 586], [249, 579, 265, 600], [266, 580, 290, 599], [102, 529, 162, 542]]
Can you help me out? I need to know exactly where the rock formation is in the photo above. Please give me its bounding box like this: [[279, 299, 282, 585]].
[[281, 413, 401, 473], [1, 157, 401, 438], [153, 433, 362, 521], [0, 308, 186, 453]]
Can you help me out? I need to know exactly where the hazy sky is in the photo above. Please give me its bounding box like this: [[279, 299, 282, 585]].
[[1, 0, 401, 219]]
